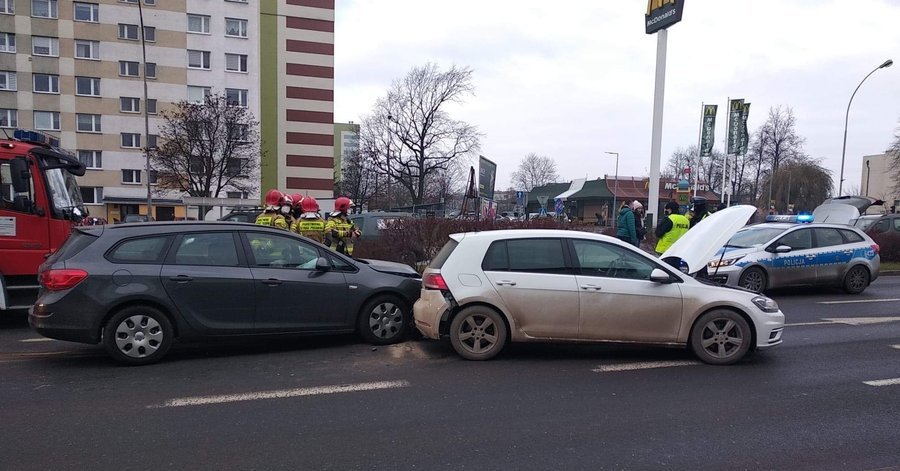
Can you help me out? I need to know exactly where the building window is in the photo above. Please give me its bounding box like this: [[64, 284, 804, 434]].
[[118, 23, 138, 40], [187, 14, 210, 34], [32, 0, 57, 18], [75, 39, 99, 59], [32, 36, 59, 56], [0, 108, 16, 127], [225, 88, 248, 107], [147, 134, 158, 150], [143, 0, 155, 5], [149, 170, 158, 184], [225, 18, 248, 38], [0, 0, 14, 14], [227, 191, 248, 199], [225, 0, 248, 3], [143, 26, 155, 42], [76, 114, 101, 133], [120, 97, 140, 113], [121, 133, 141, 148], [33, 74, 59, 94], [0, 33, 14, 53], [122, 169, 141, 184], [119, 61, 139, 77], [187, 86, 210, 103], [0, 71, 15, 91], [229, 124, 249, 142], [34, 111, 60, 131], [80, 187, 103, 205], [145, 62, 157, 79], [225, 53, 247, 73], [187, 50, 210, 69], [119, 0, 138, 3], [73, 2, 98, 22], [77, 150, 102, 169], [147, 99, 157, 114], [75, 76, 100, 96]]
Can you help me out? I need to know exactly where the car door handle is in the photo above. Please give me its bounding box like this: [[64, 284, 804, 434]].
[[168, 275, 193, 283], [495, 280, 517, 286], [580, 284, 602, 291], [262, 278, 283, 286]]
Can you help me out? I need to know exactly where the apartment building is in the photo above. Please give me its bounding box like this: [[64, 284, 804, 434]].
[[333, 120, 358, 183], [1, 0, 334, 220]]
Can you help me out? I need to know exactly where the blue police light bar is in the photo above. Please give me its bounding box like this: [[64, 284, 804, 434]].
[[13, 129, 61, 148], [797, 214, 813, 223]]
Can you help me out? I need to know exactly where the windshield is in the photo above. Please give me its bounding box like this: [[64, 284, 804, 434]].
[[854, 217, 878, 231], [725, 227, 786, 249], [45, 168, 87, 220]]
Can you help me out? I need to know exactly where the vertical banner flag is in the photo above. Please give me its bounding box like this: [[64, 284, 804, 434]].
[[700, 104, 717, 157], [478, 155, 497, 200], [727, 99, 744, 155], [738, 102, 751, 155]]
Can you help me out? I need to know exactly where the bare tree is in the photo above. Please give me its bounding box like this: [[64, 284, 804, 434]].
[[336, 146, 377, 212], [663, 145, 724, 195], [761, 106, 806, 175], [760, 156, 832, 212], [888, 123, 900, 193], [510, 153, 560, 191], [361, 63, 480, 205], [151, 94, 259, 198]]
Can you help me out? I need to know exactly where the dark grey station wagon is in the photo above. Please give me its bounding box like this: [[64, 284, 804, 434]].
[[29, 222, 421, 365]]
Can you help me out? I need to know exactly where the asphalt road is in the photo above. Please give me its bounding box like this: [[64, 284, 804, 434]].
[[2, 278, 900, 470]]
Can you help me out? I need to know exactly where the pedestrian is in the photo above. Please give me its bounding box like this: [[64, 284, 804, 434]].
[[254, 189, 289, 230], [688, 196, 711, 228], [632, 201, 647, 245], [616, 201, 639, 247], [655, 201, 691, 255], [292, 196, 326, 244], [324, 196, 361, 255]]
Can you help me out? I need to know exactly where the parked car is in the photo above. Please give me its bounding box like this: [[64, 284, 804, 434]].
[[853, 215, 882, 232], [864, 214, 900, 236], [218, 206, 263, 223], [348, 212, 412, 240], [122, 214, 153, 223], [29, 222, 421, 365], [414, 206, 784, 365]]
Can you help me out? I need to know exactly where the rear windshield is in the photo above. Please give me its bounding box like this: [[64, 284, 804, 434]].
[[429, 239, 458, 269], [45, 230, 98, 265]]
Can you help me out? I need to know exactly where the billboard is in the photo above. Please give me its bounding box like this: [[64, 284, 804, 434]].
[[478, 155, 497, 200], [646, 0, 685, 34]]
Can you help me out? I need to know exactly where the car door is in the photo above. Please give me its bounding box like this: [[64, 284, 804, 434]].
[[160, 231, 255, 334], [767, 227, 817, 286], [569, 239, 683, 342], [812, 227, 851, 284], [242, 231, 349, 332], [481, 238, 580, 339]]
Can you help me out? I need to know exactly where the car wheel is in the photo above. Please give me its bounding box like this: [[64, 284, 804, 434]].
[[102, 306, 173, 366], [358, 295, 409, 345], [689, 310, 752, 366], [449, 306, 507, 361], [738, 267, 767, 293], [842, 265, 870, 294]]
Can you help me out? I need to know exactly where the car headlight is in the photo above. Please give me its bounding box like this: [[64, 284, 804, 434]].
[[708, 257, 743, 268], [751, 296, 779, 313]]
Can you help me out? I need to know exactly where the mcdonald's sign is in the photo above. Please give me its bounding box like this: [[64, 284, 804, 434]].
[[646, 0, 685, 34]]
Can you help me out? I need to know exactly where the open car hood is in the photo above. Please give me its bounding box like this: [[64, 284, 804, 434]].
[[812, 203, 859, 225], [660, 205, 757, 275], [820, 196, 883, 213]]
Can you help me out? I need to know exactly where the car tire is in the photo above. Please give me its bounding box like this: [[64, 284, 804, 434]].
[[738, 267, 767, 293], [842, 265, 870, 295], [357, 295, 409, 345], [689, 309, 752, 366], [102, 306, 174, 366], [449, 306, 507, 361]]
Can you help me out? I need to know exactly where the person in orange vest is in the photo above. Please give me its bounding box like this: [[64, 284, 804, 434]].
[[292, 196, 326, 244], [324, 196, 360, 255], [254, 189, 289, 230]]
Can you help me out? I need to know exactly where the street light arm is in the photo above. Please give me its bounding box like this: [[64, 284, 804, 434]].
[[838, 61, 892, 196]]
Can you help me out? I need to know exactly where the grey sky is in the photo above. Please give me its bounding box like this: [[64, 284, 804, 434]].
[[334, 0, 900, 192]]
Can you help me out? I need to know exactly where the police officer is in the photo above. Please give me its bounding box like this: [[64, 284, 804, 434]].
[[324, 196, 360, 255], [655, 201, 690, 255], [292, 196, 326, 244], [688, 196, 711, 228], [255, 189, 289, 230]]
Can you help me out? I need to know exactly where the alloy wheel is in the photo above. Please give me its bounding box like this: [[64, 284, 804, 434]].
[[699, 318, 744, 360]]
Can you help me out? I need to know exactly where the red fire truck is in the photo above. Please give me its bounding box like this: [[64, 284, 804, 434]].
[[1, 130, 87, 313]]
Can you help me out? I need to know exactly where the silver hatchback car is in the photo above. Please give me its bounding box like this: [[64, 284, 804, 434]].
[[704, 222, 880, 294]]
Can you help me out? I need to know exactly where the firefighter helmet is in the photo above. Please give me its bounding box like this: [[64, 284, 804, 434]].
[[301, 196, 319, 213], [335, 196, 352, 213], [264, 189, 282, 207], [291, 193, 304, 208]]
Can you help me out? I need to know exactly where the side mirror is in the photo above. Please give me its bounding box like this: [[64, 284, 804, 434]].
[[772, 245, 792, 254], [315, 257, 331, 272], [10, 157, 31, 193], [650, 268, 674, 283]]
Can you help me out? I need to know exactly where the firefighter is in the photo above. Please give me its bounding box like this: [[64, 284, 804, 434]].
[[655, 201, 690, 255], [688, 196, 711, 228], [290, 193, 305, 221], [324, 196, 360, 255], [255, 189, 289, 230], [292, 196, 326, 244]]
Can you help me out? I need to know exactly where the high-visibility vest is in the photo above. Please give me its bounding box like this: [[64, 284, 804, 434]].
[[294, 214, 325, 243], [255, 213, 288, 230], [655, 213, 691, 253]]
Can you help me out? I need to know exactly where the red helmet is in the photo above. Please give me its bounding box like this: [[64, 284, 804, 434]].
[[301, 196, 319, 213], [335, 196, 352, 213], [264, 189, 282, 207], [280, 194, 293, 206], [291, 193, 304, 208]]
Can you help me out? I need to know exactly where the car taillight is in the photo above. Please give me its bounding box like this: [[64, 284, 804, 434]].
[[423, 272, 449, 290], [40, 269, 88, 291], [871, 243, 880, 255]]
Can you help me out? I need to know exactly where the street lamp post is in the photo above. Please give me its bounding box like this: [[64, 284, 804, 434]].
[[605, 152, 619, 227], [137, 0, 152, 219], [838, 59, 893, 196], [865, 159, 871, 197]]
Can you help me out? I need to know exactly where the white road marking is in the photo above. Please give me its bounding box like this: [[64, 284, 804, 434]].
[[785, 317, 900, 327], [592, 360, 700, 373], [863, 378, 900, 387], [785, 321, 837, 327], [148, 380, 411, 408], [20, 337, 55, 343], [817, 298, 900, 305], [890, 345, 900, 350]]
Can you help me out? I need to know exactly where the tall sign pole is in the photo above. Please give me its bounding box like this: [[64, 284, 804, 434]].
[[645, 0, 685, 227]]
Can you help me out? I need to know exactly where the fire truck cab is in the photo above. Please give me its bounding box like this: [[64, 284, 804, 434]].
[[1, 130, 86, 312]]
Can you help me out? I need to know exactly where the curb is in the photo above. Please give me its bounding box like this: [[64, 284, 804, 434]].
[[880, 270, 900, 277]]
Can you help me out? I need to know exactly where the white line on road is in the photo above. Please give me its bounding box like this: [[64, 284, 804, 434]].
[[148, 380, 412, 408], [890, 345, 900, 350], [785, 317, 900, 327], [817, 298, 900, 305], [863, 378, 900, 387], [785, 321, 837, 327], [592, 360, 700, 373], [20, 338, 55, 343]]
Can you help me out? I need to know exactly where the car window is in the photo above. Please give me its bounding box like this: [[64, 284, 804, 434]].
[[107, 236, 171, 263], [245, 232, 320, 269], [813, 228, 844, 248], [839, 229, 864, 243], [506, 239, 568, 274], [328, 253, 355, 271], [776, 228, 812, 250], [873, 220, 890, 233], [895, 218, 900, 231], [727, 227, 786, 248], [172, 233, 239, 266], [482, 241, 508, 271], [430, 239, 458, 269], [572, 239, 655, 280]]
